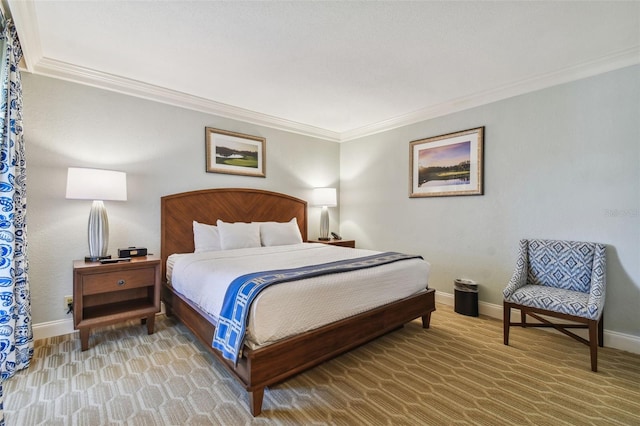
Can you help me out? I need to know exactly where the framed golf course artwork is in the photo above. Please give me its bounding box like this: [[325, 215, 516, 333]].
[[205, 127, 266, 177], [409, 127, 484, 198]]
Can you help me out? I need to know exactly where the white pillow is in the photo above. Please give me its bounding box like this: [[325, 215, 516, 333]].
[[260, 218, 303, 247], [193, 221, 221, 253], [217, 220, 261, 250]]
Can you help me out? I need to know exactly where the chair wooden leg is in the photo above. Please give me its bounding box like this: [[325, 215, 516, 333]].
[[520, 309, 527, 327], [598, 315, 604, 348], [589, 320, 598, 372], [503, 301, 510, 345]]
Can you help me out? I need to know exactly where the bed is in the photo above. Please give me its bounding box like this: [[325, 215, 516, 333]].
[[160, 188, 436, 415]]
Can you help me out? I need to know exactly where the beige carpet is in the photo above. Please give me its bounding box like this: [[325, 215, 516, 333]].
[[4, 304, 640, 425]]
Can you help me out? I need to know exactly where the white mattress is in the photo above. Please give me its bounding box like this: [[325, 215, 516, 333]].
[[168, 243, 430, 348]]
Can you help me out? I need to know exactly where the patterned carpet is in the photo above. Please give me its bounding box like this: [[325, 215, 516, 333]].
[[4, 304, 640, 425]]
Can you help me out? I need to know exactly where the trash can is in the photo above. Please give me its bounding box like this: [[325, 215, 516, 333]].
[[454, 278, 479, 317]]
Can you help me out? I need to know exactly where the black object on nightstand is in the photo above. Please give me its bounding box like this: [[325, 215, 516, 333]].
[[308, 239, 355, 248]]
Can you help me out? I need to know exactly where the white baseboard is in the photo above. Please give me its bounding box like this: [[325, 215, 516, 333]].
[[33, 318, 75, 342], [602, 329, 640, 355], [32, 302, 167, 342], [33, 295, 639, 355], [435, 290, 640, 355]]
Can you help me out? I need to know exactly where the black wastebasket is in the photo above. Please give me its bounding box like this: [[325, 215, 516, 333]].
[[454, 278, 479, 317]]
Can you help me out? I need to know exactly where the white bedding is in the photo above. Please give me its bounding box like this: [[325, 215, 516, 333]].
[[168, 243, 430, 348]]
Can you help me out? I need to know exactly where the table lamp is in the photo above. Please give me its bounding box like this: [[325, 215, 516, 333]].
[[312, 187, 337, 241], [66, 167, 127, 261]]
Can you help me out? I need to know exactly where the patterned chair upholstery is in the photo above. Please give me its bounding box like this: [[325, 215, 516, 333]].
[[503, 239, 606, 372]]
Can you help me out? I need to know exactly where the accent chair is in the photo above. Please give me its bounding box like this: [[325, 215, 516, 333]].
[[503, 239, 606, 372]]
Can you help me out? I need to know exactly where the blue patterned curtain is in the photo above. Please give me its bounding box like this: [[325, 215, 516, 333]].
[[0, 16, 32, 425]]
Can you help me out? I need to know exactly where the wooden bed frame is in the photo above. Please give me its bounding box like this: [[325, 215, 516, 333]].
[[160, 188, 436, 416]]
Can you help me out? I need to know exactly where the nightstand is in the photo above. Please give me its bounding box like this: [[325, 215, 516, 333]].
[[308, 239, 356, 248], [73, 255, 161, 351]]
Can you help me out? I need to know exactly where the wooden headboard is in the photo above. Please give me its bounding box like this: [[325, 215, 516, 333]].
[[160, 188, 308, 278]]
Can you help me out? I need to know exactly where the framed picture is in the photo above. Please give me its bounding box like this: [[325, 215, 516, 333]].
[[409, 127, 484, 198], [205, 127, 266, 177]]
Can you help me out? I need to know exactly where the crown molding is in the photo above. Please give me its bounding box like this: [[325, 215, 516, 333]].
[[6, 0, 43, 72], [33, 46, 638, 145], [9, 0, 638, 144], [340, 46, 640, 142], [32, 57, 341, 142]]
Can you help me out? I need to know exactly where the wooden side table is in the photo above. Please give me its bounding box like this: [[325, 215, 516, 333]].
[[73, 256, 161, 350], [308, 239, 356, 248]]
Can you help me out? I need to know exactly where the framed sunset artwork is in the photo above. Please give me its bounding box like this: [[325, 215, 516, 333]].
[[409, 127, 484, 198]]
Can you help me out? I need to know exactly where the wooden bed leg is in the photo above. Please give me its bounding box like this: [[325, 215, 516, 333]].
[[164, 303, 173, 317], [421, 312, 432, 328], [249, 387, 264, 416]]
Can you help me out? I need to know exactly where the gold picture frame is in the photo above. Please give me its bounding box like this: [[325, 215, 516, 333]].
[[205, 127, 266, 177], [409, 127, 484, 197]]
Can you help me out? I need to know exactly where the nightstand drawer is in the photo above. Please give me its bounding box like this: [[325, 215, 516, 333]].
[[83, 267, 155, 295]]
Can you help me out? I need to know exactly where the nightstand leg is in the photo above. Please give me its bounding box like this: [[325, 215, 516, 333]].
[[79, 328, 90, 351], [146, 314, 155, 335]]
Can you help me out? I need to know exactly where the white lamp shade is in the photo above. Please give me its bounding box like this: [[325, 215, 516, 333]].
[[66, 167, 127, 201], [312, 187, 337, 207]]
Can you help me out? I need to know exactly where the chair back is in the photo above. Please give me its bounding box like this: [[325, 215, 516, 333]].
[[525, 239, 599, 293]]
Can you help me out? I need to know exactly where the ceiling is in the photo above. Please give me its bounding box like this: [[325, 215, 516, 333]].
[[6, 1, 640, 142]]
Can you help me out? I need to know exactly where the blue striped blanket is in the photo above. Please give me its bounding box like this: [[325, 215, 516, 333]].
[[212, 251, 423, 364]]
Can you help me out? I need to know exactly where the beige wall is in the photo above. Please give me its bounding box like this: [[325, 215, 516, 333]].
[[23, 65, 640, 343], [23, 73, 340, 324], [340, 65, 640, 338]]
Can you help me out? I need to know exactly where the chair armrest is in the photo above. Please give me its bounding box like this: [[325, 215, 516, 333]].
[[503, 240, 529, 299], [586, 243, 607, 320]]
